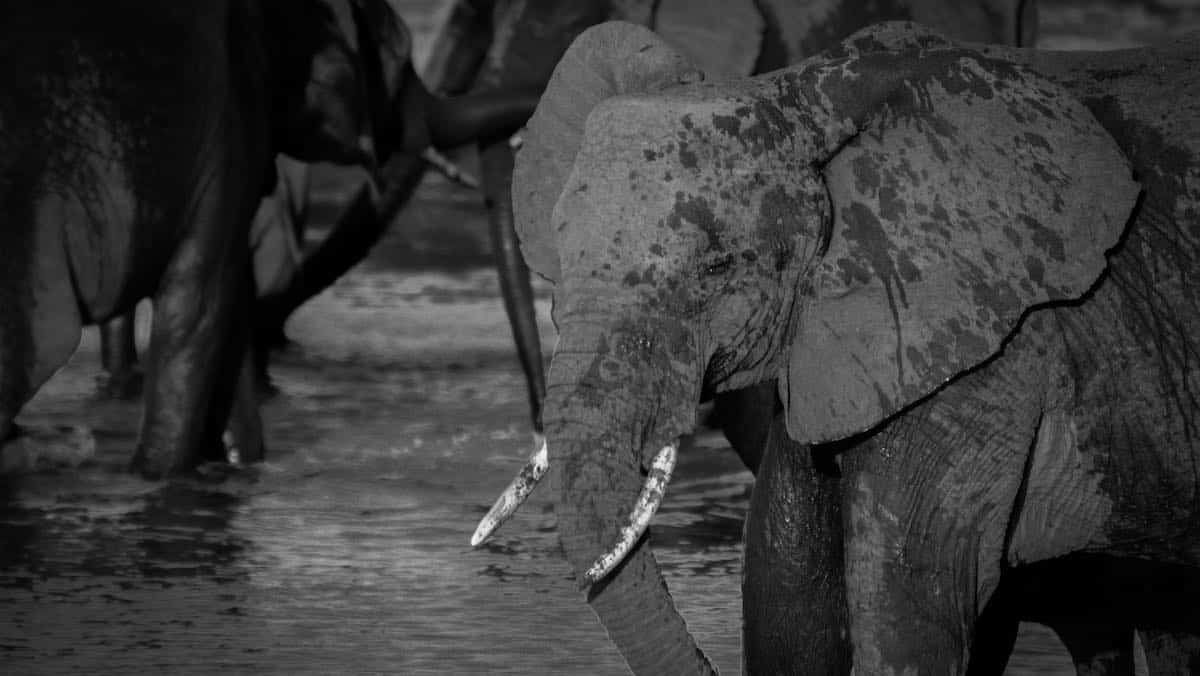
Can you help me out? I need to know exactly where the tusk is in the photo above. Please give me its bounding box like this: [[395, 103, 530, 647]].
[[582, 442, 678, 586], [421, 147, 481, 190], [470, 433, 548, 547], [508, 130, 524, 151]]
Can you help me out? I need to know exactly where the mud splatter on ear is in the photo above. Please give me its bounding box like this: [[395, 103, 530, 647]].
[[781, 48, 1138, 444], [513, 22, 702, 283]]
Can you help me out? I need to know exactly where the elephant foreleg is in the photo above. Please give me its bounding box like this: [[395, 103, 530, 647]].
[[131, 194, 260, 477], [742, 404, 850, 674], [479, 140, 545, 433], [98, 311, 143, 399], [221, 339, 265, 465], [1, 195, 85, 462]]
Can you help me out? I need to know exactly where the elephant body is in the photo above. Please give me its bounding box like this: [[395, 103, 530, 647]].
[[1, 1, 276, 476], [823, 31, 1200, 674], [0, 0, 445, 477], [486, 16, 1200, 674]]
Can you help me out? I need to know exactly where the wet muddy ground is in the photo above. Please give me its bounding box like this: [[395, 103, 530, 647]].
[[3, 2, 1199, 673]]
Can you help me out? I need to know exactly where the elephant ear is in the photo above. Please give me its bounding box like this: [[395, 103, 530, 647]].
[[782, 45, 1139, 444], [652, 0, 764, 78], [513, 22, 703, 283]]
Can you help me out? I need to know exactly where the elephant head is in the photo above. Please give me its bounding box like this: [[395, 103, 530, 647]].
[[488, 21, 1138, 673]]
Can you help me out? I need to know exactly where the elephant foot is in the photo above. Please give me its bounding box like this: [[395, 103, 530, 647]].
[[222, 424, 265, 466], [1, 424, 97, 473], [96, 366, 145, 400]]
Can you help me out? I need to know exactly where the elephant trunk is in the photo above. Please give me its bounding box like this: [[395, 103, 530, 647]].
[[545, 314, 713, 674], [425, 89, 540, 150]]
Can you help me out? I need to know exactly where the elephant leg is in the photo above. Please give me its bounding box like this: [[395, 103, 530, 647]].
[[1139, 629, 1200, 675], [221, 340, 265, 464], [98, 311, 143, 399], [256, 153, 427, 335], [841, 463, 975, 673], [1051, 621, 1135, 676], [130, 182, 260, 476], [743, 404, 850, 674], [479, 139, 545, 433], [965, 580, 1020, 676], [1, 196, 85, 461]]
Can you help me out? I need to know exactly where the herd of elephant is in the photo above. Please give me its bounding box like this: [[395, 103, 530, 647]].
[[1, 0, 1197, 673]]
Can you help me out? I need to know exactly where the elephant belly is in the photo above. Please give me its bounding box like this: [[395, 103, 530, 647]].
[[57, 161, 151, 324]]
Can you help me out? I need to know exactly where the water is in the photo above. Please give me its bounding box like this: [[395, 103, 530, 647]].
[[3, 1, 1196, 673]]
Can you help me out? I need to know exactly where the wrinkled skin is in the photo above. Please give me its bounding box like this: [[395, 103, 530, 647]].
[[0, 0, 444, 478], [509, 21, 1147, 674], [97, 7, 539, 414]]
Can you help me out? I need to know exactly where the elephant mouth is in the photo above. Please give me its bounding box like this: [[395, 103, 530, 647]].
[[470, 436, 681, 586]]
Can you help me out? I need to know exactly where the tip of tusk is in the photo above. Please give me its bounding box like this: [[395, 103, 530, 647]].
[[581, 442, 678, 586], [470, 435, 549, 547]]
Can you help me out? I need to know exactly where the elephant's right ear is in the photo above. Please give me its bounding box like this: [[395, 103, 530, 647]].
[[513, 22, 703, 283], [781, 47, 1139, 445]]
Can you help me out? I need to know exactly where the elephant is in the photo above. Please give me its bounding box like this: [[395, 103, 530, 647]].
[[95, 7, 540, 408], [464, 19, 1185, 674], [466, 0, 1043, 549], [0, 0, 536, 478]]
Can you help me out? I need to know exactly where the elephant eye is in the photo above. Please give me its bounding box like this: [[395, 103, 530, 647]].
[[703, 254, 736, 277]]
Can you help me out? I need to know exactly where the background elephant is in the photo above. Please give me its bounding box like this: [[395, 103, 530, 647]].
[[96, 8, 539, 408], [483, 20, 1148, 674], [0, 0, 484, 478]]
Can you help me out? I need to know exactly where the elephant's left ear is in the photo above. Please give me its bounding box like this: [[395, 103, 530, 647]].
[[782, 55, 1139, 444]]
